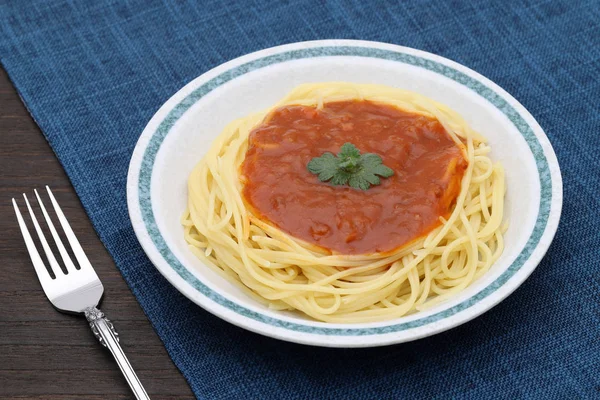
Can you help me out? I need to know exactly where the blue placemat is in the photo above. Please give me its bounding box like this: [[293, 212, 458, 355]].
[[1, 1, 599, 398]]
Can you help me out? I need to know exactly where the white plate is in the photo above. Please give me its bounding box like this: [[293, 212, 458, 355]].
[[127, 40, 562, 347]]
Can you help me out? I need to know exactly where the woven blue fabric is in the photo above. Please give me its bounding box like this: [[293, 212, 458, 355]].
[[1, 0, 598, 398]]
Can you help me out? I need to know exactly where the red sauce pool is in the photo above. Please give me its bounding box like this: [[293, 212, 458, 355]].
[[240, 100, 467, 255]]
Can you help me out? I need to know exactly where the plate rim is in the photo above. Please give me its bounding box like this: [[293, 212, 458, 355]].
[[126, 39, 563, 347]]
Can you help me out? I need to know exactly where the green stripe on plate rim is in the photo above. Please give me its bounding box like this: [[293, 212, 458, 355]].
[[138, 46, 551, 336]]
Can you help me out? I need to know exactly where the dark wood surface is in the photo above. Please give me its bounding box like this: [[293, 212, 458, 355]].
[[0, 68, 195, 399]]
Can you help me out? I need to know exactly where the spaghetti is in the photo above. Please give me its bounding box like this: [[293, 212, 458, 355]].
[[182, 83, 506, 323]]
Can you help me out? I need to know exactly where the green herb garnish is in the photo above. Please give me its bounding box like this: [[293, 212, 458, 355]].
[[307, 143, 394, 190]]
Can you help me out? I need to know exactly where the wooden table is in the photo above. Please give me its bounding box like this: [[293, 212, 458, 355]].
[[0, 68, 194, 399]]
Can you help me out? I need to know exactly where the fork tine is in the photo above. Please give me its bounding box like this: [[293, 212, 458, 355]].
[[45, 186, 94, 271], [12, 198, 54, 285], [23, 194, 64, 276], [34, 189, 77, 273]]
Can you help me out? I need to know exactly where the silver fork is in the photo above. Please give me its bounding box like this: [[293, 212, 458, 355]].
[[12, 186, 150, 400]]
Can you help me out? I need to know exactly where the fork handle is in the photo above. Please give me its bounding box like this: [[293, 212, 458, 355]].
[[85, 307, 150, 400]]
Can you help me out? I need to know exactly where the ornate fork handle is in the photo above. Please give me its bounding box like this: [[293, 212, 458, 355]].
[[85, 307, 150, 400]]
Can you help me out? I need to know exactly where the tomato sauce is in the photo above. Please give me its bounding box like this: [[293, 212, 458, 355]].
[[240, 100, 467, 255]]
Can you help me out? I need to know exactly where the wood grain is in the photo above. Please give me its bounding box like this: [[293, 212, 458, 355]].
[[0, 67, 195, 399]]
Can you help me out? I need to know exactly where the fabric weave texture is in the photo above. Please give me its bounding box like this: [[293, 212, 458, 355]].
[[1, 0, 599, 398]]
